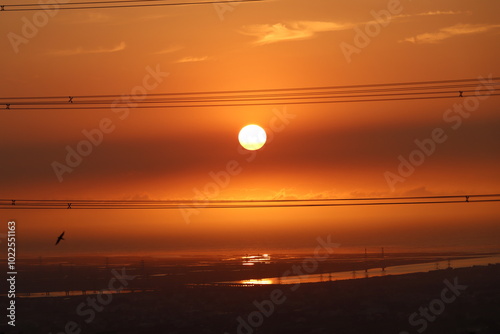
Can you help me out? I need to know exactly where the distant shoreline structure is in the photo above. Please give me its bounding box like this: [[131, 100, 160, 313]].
[[5, 259, 500, 298], [3, 252, 499, 298]]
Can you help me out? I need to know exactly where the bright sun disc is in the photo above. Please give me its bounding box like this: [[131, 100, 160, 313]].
[[238, 124, 267, 151]]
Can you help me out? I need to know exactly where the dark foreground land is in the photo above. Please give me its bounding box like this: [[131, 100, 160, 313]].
[[2, 264, 500, 334]]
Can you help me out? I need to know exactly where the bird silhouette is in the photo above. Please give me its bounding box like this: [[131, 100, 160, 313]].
[[55, 231, 65, 245]]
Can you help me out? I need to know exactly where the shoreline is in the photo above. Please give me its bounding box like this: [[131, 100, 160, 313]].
[[5, 252, 499, 297], [4, 263, 500, 334]]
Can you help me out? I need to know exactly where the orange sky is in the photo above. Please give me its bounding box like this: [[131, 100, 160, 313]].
[[0, 0, 499, 256]]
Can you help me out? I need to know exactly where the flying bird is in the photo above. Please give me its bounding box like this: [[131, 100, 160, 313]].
[[55, 231, 65, 245]]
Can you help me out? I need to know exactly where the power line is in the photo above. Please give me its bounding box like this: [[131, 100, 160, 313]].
[[1, 194, 499, 209], [2, 77, 497, 100], [2, 77, 498, 110], [4, 89, 497, 106], [0, 0, 264, 12], [6, 0, 212, 6], [8, 94, 500, 110]]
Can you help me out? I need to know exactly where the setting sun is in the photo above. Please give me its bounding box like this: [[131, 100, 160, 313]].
[[238, 124, 267, 151]]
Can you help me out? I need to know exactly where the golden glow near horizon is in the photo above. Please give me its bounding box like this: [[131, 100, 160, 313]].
[[241, 279, 274, 285], [238, 124, 267, 151]]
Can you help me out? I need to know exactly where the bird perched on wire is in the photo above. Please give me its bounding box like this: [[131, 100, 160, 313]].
[[55, 231, 65, 245]]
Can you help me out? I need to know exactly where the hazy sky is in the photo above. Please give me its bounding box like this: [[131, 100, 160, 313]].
[[1, 0, 499, 256]]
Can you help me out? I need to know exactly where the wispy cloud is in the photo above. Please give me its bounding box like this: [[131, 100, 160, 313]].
[[241, 20, 354, 45], [48, 42, 126, 56], [272, 188, 299, 200], [418, 10, 467, 16], [400, 23, 500, 44], [396, 10, 467, 19], [153, 45, 183, 55], [242, 11, 468, 46], [175, 56, 209, 63]]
